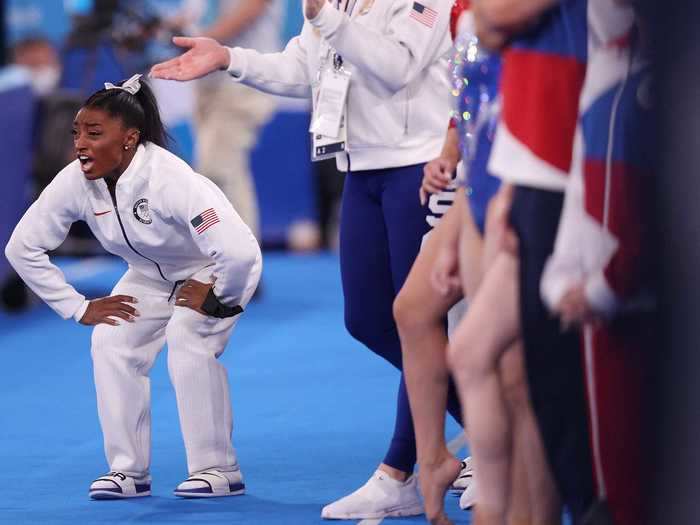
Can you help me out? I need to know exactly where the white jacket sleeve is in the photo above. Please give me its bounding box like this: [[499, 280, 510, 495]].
[[540, 166, 588, 312], [4, 166, 89, 321], [167, 177, 261, 307], [541, 133, 619, 317], [226, 24, 313, 99], [310, 0, 452, 95]]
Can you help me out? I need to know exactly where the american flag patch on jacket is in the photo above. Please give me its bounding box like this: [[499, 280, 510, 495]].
[[191, 208, 220, 234], [410, 2, 437, 28]]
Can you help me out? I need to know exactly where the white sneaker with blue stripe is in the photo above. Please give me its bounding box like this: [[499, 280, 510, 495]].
[[89, 471, 151, 499], [174, 467, 246, 498]]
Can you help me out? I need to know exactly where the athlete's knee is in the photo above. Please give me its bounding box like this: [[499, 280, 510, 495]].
[[447, 327, 497, 383], [446, 340, 473, 381], [394, 285, 447, 341], [500, 352, 530, 412], [393, 287, 423, 336], [167, 308, 232, 364]]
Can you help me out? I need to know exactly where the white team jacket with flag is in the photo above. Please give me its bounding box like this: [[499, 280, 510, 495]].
[[226, 0, 453, 172], [5, 142, 261, 322]]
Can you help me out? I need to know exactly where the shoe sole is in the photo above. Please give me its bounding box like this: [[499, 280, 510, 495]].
[[174, 488, 245, 498], [174, 483, 245, 499], [90, 490, 151, 500], [321, 504, 424, 520]]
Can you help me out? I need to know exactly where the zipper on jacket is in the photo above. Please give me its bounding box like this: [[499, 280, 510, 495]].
[[108, 186, 169, 282], [404, 90, 409, 135]]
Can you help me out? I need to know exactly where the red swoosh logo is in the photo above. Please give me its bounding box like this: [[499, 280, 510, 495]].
[[94, 210, 112, 216]]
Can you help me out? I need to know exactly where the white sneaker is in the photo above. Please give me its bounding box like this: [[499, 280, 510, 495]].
[[89, 471, 151, 500], [321, 470, 424, 520], [173, 467, 245, 498], [458, 476, 476, 510], [450, 457, 474, 493]]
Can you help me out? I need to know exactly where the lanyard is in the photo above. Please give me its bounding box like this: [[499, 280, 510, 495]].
[[331, 0, 358, 69]]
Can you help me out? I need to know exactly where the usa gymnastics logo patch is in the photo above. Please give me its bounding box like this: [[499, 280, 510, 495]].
[[191, 208, 220, 235], [133, 198, 152, 224]]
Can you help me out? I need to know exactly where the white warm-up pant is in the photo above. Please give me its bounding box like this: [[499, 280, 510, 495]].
[[90, 265, 260, 478]]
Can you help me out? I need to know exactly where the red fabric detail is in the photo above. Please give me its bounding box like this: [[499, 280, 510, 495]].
[[607, 30, 632, 50], [584, 320, 653, 525], [450, 0, 470, 39], [583, 159, 650, 300], [501, 48, 586, 172]]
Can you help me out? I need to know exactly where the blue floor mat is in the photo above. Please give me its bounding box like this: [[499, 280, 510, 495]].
[[0, 253, 468, 524]]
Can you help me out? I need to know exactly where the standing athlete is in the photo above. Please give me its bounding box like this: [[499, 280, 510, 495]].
[[5, 75, 262, 500]]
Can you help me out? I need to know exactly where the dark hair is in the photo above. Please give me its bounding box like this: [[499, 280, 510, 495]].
[[82, 76, 169, 148]]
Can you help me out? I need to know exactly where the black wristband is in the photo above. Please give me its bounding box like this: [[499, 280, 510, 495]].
[[200, 289, 244, 319]]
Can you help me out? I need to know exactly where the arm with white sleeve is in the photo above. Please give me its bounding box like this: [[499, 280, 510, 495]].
[[168, 177, 261, 309], [308, 0, 453, 95], [4, 166, 90, 321], [226, 23, 313, 99]]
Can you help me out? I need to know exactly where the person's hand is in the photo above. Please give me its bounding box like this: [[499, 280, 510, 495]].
[[420, 157, 455, 206], [79, 295, 139, 326], [174, 279, 213, 315], [471, 0, 510, 51], [305, 0, 328, 20], [431, 244, 461, 297], [150, 37, 230, 81], [556, 283, 600, 330]]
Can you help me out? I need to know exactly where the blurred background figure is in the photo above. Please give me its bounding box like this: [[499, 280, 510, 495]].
[[59, 0, 124, 95], [11, 35, 60, 96], [11, 36, 80, 196], [172, 0, 285, 243]]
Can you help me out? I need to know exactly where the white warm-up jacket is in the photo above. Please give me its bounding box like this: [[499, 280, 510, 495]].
[[5, 142, 261, 322], [226, 0, 453, 172]]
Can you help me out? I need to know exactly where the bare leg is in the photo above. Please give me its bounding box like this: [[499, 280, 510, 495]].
[[448, 253, 520, 523], [394, 203, 465, 524], [500, 344, 532, 525], [500, 344, 561, 525]]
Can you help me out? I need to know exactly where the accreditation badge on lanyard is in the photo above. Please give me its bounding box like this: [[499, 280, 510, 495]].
[[310, 0, 358, 162]]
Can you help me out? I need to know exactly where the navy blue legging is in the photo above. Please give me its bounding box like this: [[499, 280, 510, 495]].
[[339, 163, 463, 473]]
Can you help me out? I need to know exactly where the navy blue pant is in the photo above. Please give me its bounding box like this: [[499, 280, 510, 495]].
[[509, 186, 596, 522], [339, 164, 463, 473]]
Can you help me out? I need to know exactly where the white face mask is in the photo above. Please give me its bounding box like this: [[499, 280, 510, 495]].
[[30, 66, 61, 97]]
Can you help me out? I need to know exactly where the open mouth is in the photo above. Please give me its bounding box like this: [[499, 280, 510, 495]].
[[78, 154, 95, 173]]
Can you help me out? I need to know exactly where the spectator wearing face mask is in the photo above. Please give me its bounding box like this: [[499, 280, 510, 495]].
[[11, 37, 61, 98], [11, 37, 82, 193]]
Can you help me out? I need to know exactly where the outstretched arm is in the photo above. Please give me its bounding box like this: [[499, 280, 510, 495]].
[[150, 31, 312, 99], [150, 36, 233, 80]]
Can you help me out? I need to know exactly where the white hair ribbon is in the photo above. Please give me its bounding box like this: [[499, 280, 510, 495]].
[[104, 74, 143, 95]]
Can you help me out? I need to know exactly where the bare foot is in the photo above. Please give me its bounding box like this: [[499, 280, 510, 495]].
[[419, 453, 461, 524], [430, 512, 455, 525]]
